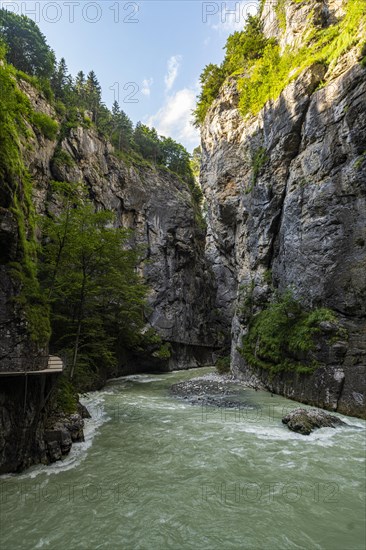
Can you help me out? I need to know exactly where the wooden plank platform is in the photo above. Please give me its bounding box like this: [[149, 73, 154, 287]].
[[0, 356, 63, 376]]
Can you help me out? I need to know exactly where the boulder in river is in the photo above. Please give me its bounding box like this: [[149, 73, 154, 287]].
[[282, 408, 346, 435]]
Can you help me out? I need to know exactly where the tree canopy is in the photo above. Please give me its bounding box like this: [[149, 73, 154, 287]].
[[193, 15, 272, 126], [0, 8, 55, 78], [41, 184, 148, 387], [0, 8, 197, 187]]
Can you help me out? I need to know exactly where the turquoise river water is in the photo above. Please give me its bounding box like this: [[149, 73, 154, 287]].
[[0, 368, 365, 550]]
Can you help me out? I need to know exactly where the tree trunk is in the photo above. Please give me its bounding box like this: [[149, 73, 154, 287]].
[[69, 269, 87, 381], [70, 319, 82, 381]]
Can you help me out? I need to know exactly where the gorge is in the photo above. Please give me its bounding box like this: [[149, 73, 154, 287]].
[[0, 0, 365, 481]]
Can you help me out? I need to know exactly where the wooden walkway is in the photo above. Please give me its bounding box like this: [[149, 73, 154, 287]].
[[0, 356, 63, 376]]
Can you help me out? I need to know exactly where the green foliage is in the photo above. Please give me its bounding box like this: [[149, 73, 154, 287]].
[[51, 58, 72, 102], [194, 15, 272, 125], [238, 280, 255, 320], [354, 152, 366, 170], [194, 64, 227, 127], [263, 269, 272, 285], [216, 355, 231, 374], [15, 70, 53, 102], [133, 123, 162, 163], [55, 100, 67, 117], [31, 112, 59, 140], [159, 137, 194, 184], [129, 123, 200, 204], [224, 14, 270, 74], [275, 0, 286, 31], [251, 146, 268, 185], [109, 101, 133, 150], [51, 149, 75, 172], [152, 343, 172, 360], [194, 0, 365, 125], [54, 375, 78, 414], [0, 8, 55, 78], [190, 146, 201, 181], [238, 0, 366, 117], [361, 42, 366, 66], [240, 291, 337, 374], [238, 43, 285, 116], [0, 50, 50, 344], [40, 185, 148, 384]]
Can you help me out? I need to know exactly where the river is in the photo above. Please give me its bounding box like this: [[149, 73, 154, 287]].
[[0, 368, 365, 550]]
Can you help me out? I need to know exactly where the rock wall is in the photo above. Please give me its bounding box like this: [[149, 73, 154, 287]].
[[1, 77, 223, 375], [0, 373, 86, 474], [0, 374, 55, 473], [0, 77, 221, 473], [200, 0, 366, 418], [24, 112, 221, 371]]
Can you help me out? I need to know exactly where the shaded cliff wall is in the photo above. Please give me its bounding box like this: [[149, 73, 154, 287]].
[[0, 374, 60, 474], [0, 73, 221, 472], [200, 0, 366, 417], [16, 80, 221, 371]]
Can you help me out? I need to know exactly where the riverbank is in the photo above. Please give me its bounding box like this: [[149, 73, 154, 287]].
[[1, 368, 364, 550]]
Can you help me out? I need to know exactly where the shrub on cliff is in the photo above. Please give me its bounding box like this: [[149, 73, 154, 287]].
[[32, 112, 59, 140], [0, 44, 51, 345], [194, 15, 270, 126], [240, 291, 338, 375], [194, 0, 366, 124]]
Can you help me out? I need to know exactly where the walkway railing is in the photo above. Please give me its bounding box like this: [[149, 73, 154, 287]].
[[0, 355, 64, 376]]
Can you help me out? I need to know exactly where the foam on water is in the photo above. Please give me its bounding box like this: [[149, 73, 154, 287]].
[[1, 369, 365, 550], [113, 374, 166, 383], [6, 392, 110, 480]]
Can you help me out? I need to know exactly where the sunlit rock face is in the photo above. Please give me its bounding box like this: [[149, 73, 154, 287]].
[[261, 0, 346, 52], [200, 0, 366, 418]]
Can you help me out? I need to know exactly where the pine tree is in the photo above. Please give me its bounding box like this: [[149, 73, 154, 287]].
[[112, 100, 120, 118], [52, 57, 72, 100], [110, 102, 133, 150], [133, 123, 162, 163], [85, 70, 102, 122]]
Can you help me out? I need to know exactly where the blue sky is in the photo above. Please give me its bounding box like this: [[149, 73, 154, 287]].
[[2, 1, 258, 151]]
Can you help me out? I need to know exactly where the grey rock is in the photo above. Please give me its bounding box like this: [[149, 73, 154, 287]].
[[0, 375, 58, 474], [78, 402, 91, 419], [170, 374, 254, 408], [63, 414, 85, 443], [46, 440, 62, 463], [282, 407, 346, 435], [44, 426, 72, 455], [200, 1, 366, 419], [30, 125, 221, 372]]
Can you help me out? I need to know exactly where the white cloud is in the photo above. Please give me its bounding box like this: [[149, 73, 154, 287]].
[[146, 87, 199, 150], [211, 1, 258, 34], [141, 77, 153, 96], [164, 55, 182, 92]]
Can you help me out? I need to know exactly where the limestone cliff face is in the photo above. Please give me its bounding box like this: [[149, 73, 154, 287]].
[[16, 81, 220, 371], [200, 0, 366, 417], [0, 79, 219, 472]]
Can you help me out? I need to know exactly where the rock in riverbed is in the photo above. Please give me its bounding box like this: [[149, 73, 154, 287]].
[[282, 408, 346, 435], [44, 408, 87, 462], [170, 374, 253, 408]]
